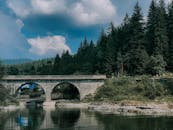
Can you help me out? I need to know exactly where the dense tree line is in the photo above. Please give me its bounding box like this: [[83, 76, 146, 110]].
[[5, 0, 173, 76]]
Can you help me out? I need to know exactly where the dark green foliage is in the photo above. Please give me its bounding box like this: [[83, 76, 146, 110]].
[[58, 51, 75, 74], [146, 0, 157, 55], [95, 31, 108, 74], [168, 1, 173, 71], [53, 54, 61, 74], [125, 48, 149, 75], [7, 66, 19, 75], [146, 55, 166, 75], [146, 0, 168, 60], [155, 0, 168, 59]]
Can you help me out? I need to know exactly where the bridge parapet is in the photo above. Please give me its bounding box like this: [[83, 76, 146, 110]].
[[1, 75, 106, 81]]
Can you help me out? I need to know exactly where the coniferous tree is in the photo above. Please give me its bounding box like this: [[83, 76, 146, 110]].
[[105, 23, 117, 76], [120, 13, 131, 54], [59, 51, 74, 74], [154, 0, 168, 58], [146, 0, 157, 55], [125, 2, 148, 75], [53, 54, 61, 74], [146, 54, 166, 75], [168, 1, 173, 71], [96, 30, 108, 74]]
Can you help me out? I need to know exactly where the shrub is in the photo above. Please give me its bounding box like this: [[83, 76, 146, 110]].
[[95, 76, 171, 101]]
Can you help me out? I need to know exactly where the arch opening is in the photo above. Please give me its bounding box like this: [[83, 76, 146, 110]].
[[51, 82, 80, 100], [16, 82, 46, 103]]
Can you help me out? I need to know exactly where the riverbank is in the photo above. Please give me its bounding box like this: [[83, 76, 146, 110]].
[[55, 101, 173, 116], [88, 101, 173, 116]]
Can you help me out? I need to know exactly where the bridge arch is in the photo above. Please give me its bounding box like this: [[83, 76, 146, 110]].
[[51, 82, 80, 100], [16, 82, 46, 102]]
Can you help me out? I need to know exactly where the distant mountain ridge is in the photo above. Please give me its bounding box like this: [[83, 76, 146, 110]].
[[2, 59, 32, 65]]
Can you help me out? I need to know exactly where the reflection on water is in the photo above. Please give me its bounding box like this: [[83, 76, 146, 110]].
[[16, 108, 45, 130], [95, 113, 173, 130], [51, 109, 80, 128], [1, 107, 173, 130]]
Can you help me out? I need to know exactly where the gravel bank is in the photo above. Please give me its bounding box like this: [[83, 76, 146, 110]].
[[55, 101, 173, 116], [88, 102, 173, 116]]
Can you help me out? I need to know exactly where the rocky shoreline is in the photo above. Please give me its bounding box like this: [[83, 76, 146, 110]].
[[56, 101, 173, 116]]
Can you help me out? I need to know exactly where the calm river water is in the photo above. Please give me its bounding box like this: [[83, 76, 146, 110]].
[[1, 107, 173, 130]]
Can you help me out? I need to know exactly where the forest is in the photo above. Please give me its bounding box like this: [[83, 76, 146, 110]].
[[3, 0, 173, 76]]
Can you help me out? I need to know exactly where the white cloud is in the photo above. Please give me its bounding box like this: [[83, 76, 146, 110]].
[[7, 0, 116, 25], [27, 36, 71, 57], [0, 12, 32, 59], [31, 0, 66, 15], [69, 0, 116, 25], [7, 0, 31, 18]]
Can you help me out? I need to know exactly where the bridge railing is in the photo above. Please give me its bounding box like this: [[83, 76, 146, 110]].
[[1, 75, 107, 81]]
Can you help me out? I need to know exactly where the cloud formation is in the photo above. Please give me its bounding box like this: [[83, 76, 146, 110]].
[[31, 0, 66, 15], [69, 0, 116, 25], [0, 12, 32, 59], [7, 0, 116, 25], [27, 36, 71, 57], [7, 0, 31, 18]]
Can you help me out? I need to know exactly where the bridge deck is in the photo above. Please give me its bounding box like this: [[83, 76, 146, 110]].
[[1, 75, 106, 81]]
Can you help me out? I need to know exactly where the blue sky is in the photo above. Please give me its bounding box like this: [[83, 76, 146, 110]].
[[0, 0, 171, 59]]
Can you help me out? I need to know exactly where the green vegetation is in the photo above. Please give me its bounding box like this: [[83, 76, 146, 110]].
[[94, 76, 173, 102], [0, 61, 18, 106], [0, 84, 18, 106]]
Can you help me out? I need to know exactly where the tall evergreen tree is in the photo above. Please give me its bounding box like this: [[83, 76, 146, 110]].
[[146, 0, 157, 55], [105, 23, 117, 76], [125, 2, 148, 75], [168, 1, 173, 71], [154, 0, 168, 58], [59, 51, 74, 74], [53, 54, 61, 74], [96, 30, 108, 74]]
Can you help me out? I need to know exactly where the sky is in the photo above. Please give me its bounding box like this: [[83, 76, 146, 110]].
[[0, 0, 172, 60]]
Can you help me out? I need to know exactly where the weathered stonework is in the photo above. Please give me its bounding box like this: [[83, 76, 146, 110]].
[[0, 75, 106, 101]]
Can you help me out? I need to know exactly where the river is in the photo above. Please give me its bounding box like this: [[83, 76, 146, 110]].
[[1, 107, 173, 130]]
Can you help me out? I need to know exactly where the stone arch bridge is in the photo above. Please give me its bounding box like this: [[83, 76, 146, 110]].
[[0, 75, 106, 101]]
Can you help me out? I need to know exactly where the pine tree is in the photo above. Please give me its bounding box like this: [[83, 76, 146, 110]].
[[146, 0, 157, 55], [125, 2, 148, 75], [168, 1, 173, 71], [96, 30, 108, 74], [120, 14, 131, 54], [154, 0, 168, 58], [53, 54, 61, 74], [129, 2, 145, 50], [105, 23, 117, 76], [146, 54, 166, 75]]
